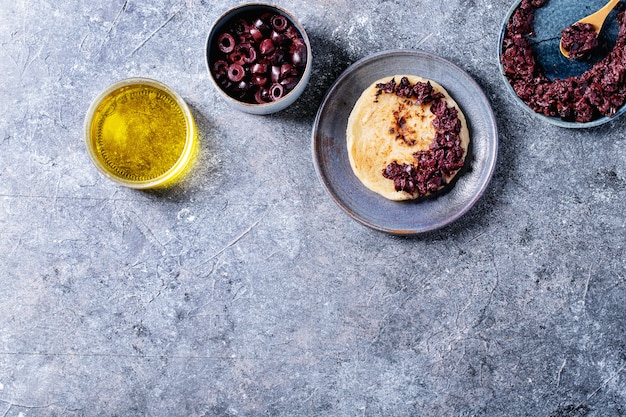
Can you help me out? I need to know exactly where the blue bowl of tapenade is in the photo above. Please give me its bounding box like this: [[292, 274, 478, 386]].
[[498, 0, 626, 127]]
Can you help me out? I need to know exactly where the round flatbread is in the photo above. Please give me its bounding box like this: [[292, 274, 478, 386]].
[[346, 75, 470, 201]]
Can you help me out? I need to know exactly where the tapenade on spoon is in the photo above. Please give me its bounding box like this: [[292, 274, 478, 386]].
[[560, 0, 621, 59]]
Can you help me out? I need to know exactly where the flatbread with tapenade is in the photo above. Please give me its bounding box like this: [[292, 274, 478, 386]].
[[346, 75, 470, 201]]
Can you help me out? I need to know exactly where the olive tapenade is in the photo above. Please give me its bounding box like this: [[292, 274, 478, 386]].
[[379, 77, 466, 196], [501, 0, 626, 123], [347, 74, 470, 201], [561, 23, 599, 59]]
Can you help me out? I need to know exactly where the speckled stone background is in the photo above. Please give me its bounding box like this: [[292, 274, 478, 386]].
[[0, 0, 625, 416]]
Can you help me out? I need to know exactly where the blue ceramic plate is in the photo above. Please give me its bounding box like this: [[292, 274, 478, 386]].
[[498, 0, 626, 128], [312, 50, 498, 235]]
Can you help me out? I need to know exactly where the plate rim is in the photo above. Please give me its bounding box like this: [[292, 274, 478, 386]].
[[311, 49, 498, 235]]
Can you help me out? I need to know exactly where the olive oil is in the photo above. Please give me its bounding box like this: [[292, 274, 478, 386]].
[[85, 79, 196, 188]]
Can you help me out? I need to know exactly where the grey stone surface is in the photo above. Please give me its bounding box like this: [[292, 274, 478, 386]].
[[0, 0, 624, 416]]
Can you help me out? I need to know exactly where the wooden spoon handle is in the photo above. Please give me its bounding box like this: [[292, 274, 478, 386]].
[[580, 0, 621, 32]]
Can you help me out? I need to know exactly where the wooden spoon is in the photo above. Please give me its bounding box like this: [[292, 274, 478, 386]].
[[560, 0, 621, 58]]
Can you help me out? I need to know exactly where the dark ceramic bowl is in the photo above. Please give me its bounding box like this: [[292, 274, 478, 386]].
[[312, 50, 498, 235], [205, 3, 312, 114], [498, 0, 626, 128]]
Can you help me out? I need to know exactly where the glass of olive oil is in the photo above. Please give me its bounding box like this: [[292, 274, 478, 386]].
[[84, 78, 197, 189]]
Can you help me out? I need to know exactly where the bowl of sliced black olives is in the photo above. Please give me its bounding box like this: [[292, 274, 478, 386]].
[[206, 3, 312, 114]]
